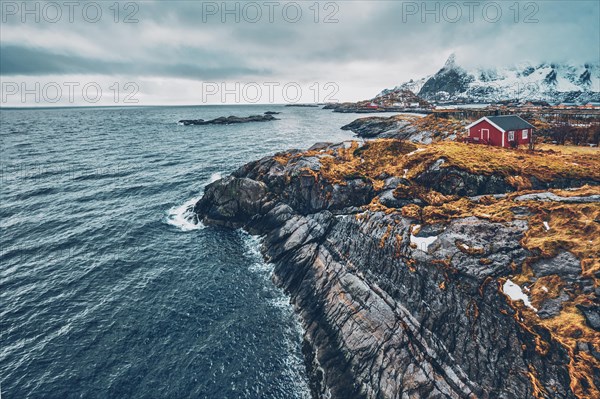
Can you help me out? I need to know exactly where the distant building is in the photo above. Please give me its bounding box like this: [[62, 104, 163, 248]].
[[465, 115, 534, 148]]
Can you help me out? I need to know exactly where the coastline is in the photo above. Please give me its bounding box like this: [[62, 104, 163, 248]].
[[192, 140, 600, 398]]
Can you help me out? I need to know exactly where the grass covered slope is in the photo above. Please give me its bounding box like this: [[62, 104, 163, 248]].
[[274, 140, 600, 398], [319, 140, 599, 187]]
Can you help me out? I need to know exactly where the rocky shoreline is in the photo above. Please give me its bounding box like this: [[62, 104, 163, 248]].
[[194, 140, 600, 398], [323, 103, 432, 114]]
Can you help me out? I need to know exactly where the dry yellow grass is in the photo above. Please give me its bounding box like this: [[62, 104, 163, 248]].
[[405, 142, 600, 183], [537, 143, 600, 155], [317, 139, 417, 185], [502, 282, 600, 399], [311, 140, 599, 193], [537, 297, 600, 399], [522, 203, 600, 284]]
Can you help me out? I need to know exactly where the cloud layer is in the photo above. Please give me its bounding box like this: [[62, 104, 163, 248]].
[[1, 0, 598, 104]]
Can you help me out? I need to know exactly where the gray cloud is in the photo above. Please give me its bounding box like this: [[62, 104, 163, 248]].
[[0, 0, 598, 102], [0, 44, 268, 79]]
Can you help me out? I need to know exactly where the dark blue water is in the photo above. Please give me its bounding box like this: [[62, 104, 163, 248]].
[[0, 105, 383, 398]]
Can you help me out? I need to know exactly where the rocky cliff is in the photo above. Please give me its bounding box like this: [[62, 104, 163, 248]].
[[194, 140, 600, 398]]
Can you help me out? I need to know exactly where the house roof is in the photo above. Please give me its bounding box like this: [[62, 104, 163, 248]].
[[465, 115, 535, 132]]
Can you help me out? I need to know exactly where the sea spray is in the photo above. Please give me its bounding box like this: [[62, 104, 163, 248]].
[[165, 172, 223, 231], [166, 196, 203, 231]]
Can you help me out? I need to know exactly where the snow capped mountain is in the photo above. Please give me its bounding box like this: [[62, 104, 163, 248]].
[[378, 54, 600, 104], [377, 77, 429, 99], [372, 88, 430, 107]]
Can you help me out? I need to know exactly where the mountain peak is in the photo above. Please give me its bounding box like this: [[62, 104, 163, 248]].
[[443, 53, 457, 69]]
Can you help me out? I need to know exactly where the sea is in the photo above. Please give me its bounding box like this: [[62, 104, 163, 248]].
[[0, 105, 384, 398]]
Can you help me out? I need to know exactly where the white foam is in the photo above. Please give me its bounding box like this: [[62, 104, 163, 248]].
[[502, 279, 537, 311], [166, 173, 223, 232], [166, 196, 203, 231], [208, 172, 222, 183], [239, 231, 312, 398]]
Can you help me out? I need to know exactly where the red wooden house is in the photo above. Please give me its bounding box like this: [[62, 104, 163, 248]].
[[465, 115, 534, 148]]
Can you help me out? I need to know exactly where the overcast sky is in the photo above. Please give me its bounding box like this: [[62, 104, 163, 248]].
[[1, 0, 599, 106]]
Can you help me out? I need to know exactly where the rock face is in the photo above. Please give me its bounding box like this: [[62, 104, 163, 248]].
[[341, 114, 464, 143], [341, 116, 410, 138], [194, 142, 600, 399], [178, 114, 278, 126]]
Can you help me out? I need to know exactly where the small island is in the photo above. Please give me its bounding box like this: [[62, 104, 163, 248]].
[[179, 113, 278, 126], [284, 104, 319, 108]]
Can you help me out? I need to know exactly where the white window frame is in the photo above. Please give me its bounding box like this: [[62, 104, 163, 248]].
[[508, 131, 515, 141], [522, 129, 528, 139]]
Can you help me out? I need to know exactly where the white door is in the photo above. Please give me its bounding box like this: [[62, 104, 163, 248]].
[[481, 129, 489, 141]]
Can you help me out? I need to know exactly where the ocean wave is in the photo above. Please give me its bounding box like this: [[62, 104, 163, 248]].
[[208, 172, 222, 183], [165, 173, 223, 231], [166, 196, 203, 231]]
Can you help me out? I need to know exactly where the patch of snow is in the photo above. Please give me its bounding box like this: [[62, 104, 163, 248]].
[[410, 225, 438, 252], [406, 148, 425, 157], [502, 279, 537, 312], [543, 221, 550, 231], [403, 169, 408, 178], [541, 286, 549, 293]]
